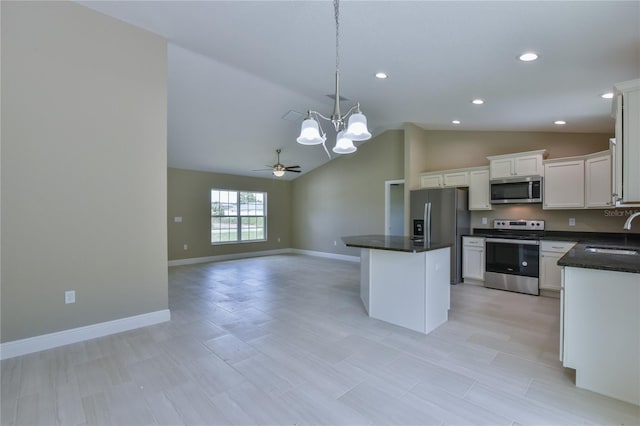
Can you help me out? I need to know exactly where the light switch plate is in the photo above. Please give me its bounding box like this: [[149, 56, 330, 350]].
[[65, 290, 76, 304]]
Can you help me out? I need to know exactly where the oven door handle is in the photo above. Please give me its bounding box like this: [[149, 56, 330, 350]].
[[485, 238, 540, 245]]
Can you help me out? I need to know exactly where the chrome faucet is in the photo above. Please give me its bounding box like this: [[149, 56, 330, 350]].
[[623, 212, 640, 230]]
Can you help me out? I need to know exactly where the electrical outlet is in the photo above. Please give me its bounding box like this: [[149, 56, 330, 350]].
[[569, 218, 576, 226], [183, 244, 188, 250], [65, 290, 76, 304], [174, 216, 182, 223], [333, 240, 337, 246], [277, 237, 281, 243], [481, 217, 488, 225]]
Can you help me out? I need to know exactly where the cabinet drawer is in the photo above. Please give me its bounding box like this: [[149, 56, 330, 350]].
[[541, 241, 576, 253], [463, 237, 485, 247]]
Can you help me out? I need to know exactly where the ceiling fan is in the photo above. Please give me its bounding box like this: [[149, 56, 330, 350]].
[[254, 149, 301, 177]]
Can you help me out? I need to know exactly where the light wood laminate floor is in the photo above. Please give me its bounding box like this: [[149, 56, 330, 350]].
[[2, 254, 639, 425]]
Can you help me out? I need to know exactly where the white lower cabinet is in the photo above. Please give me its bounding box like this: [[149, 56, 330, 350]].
[[462, 237, 485, 283], [562, 266, 640, 405], [540, 241, 576, 291]]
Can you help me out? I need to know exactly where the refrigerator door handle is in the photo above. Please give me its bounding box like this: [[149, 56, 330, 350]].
[[424, 202, 432, 243]]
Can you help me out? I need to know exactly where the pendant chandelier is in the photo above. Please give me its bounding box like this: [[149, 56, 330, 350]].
[[296, 0, 371, 156]]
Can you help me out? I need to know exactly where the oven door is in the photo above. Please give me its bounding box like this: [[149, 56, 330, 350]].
[[485, 238, 540, 295]]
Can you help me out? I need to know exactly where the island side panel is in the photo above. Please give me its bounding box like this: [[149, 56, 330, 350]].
[[369, 250, 427, 333], [425, 247, 451, 334], [360, 248, 371, 314], [564, 266, 640, 406]]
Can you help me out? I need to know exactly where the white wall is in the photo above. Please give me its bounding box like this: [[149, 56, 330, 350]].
[[1, 1, 168, 342]]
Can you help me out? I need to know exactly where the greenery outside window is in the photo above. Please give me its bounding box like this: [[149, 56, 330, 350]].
[[211, 189, 266, 244]]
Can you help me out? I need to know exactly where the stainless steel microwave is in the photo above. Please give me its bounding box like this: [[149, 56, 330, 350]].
[[490, 176, 543, 204]]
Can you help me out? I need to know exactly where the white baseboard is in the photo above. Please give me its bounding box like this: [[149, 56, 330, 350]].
[[168, 248, 293, 266], [0, 309, 171, 360], [290, 249, 360, 263], [168, 248, 360, 266]]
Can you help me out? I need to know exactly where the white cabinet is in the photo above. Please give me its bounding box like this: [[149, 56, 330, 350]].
[[543, 159, 585, 209], [585, 151, 613, 208], [419, 170, 469, 188], [468, 168, 491, 210], [462, 237, 485, 283], [443, 171, 469, 187], [487, 150, 546, 179], [540, 241, 575, 291], [562, 267, 640, 405], [420, 173, 443, 188], [612, 79, 640, 206]]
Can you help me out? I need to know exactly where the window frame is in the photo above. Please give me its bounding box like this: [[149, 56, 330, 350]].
[[210, 189, 267, 245]]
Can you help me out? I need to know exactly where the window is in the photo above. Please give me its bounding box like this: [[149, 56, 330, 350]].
[[211, 189, 266, 244]]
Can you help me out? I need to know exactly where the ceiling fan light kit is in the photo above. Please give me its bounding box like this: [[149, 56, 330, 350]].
[[296, 0, 371, 157]]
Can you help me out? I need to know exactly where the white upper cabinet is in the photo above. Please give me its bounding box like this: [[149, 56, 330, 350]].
[[585, 151, 613, 208], [487, 150, 546, 179], [443, 171, 469, 187], [612, 79, 640, 206], [543, 159, 585, 209], [468, 168, 491, 210], [420, 173, 444, 188], [419, 169, 469, 189]]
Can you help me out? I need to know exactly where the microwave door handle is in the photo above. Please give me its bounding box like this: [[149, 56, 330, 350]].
[[528, 182, 533, 200]]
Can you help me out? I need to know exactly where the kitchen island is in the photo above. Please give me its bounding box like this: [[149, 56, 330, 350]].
[[558, 244, 640, 405], [342, 235, 451, 334]]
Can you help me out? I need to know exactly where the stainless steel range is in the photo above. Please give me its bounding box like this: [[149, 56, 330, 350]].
[[483, 220, 545, 295]]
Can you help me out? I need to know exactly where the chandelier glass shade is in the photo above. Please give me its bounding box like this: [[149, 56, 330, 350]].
[[333, 130, 357, 154], [296, 0, 371, 156]]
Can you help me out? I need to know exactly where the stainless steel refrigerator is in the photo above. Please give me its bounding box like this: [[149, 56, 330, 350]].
[[410, 188, 470, 284]]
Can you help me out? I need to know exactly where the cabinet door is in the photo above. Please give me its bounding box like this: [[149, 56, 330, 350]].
[[443, 171, 469, 187], [621, 86, 640, 204], [462, 245, 485, 281], [585, 154, 613, 208], [468, 169, 491, 210], [420, 174, 443, 188], [540, 252, 562, 290], [543, 160, 585, 209], [490, 159, 514, 178], [514, 155, 543, 176]]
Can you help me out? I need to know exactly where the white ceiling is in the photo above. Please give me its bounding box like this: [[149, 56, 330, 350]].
[[79, 1, 640, 180]]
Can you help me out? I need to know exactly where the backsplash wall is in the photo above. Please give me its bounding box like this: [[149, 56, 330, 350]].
[[471, 205, 640, 234]]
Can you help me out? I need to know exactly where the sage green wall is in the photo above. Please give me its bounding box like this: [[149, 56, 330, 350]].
[[404, 127, 638, 234], [167, 168, 292, 260], [291, 130, 404, 256], [1, 2, 168, 342]]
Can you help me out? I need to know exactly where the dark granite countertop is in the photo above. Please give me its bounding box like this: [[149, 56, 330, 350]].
[[342, 235, 451, 253], [558, 243, 640, 274], [470, 229, 640, 274]]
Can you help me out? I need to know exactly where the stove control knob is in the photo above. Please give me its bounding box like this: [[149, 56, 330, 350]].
[[522, 261, 528, 267]]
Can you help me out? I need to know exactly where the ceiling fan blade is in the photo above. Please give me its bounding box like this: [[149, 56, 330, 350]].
[[285, 165, 301, 169], [287, 169, 302, 173]]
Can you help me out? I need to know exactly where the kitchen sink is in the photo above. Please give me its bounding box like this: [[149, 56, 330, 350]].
[[585, 246, 639, 255]]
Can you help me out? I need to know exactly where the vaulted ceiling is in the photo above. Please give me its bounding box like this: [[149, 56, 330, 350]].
[[80, 1, 640, 179]]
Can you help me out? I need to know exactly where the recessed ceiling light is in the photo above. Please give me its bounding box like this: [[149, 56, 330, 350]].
[[601, 92, 614, 99], [554, 120, 567, 125], [375, 72, 388, 79], [471, 99, 484, 105], [452, 120, 461, 125], [519, 52, 539, 62]]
